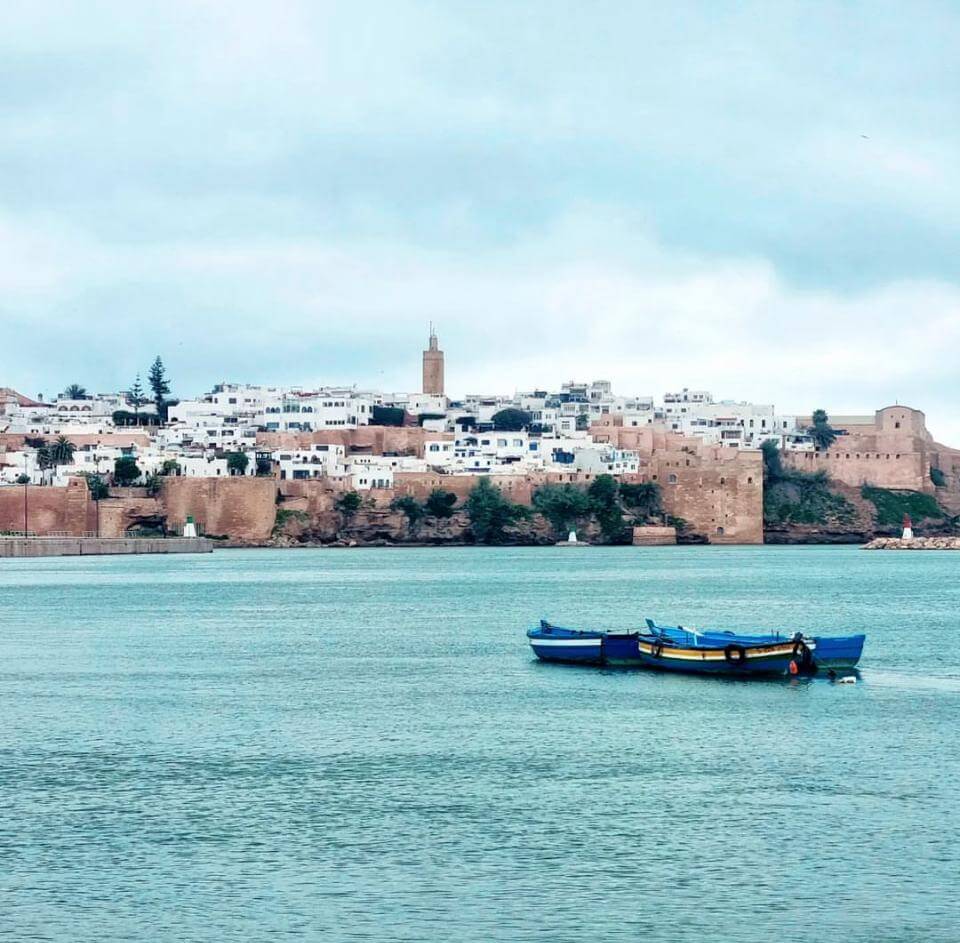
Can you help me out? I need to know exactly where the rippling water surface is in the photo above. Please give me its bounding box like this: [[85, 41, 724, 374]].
[[1, 545, 958, 942]]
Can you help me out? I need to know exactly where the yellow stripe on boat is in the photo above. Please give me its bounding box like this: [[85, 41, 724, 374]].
[[637, 641, 796, 661]]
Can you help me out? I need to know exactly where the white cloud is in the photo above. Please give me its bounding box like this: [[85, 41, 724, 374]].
[[1, 2, 958, 444], [2, 206, 959, 441]]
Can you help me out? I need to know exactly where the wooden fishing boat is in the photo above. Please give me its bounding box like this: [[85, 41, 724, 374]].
[[632, 635, 800, 676], [528, 621, 804, 676], [644, 619, 865, 672], [526, 621, 605, 664]]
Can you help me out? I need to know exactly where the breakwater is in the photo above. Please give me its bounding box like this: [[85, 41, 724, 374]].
[[862, 536, 960, 550], [0, 537, 214, 557]]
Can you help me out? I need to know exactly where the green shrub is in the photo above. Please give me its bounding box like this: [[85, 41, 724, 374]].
[[588, 474, 630, 543], [532, 483, 592, 536], [336, 491, 363, 516], [372, 405, 406, 427], [82, 473, 109, 501], [113, 456, 141, 486], [464, 478, 529, 543], [391, 495, 424, 526], [490, 408, 531, 431], [424, 488, 457, 518], [620, 481, 662, 520], [860, 486, 945, 527]]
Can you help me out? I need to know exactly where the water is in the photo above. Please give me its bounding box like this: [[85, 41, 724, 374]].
[[1, 545, 958, 942]]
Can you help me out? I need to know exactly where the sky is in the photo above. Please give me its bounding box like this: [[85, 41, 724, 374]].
[[2, 1, 959, 439]]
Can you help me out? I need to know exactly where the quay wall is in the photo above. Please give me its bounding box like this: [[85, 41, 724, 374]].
[[0, 537, 213, 557]]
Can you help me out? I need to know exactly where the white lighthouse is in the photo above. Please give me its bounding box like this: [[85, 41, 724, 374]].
[[901, 513, 914, 541]]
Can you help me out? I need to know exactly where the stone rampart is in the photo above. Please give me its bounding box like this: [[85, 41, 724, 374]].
[[0, 479, 96, 536], [160, 477, 277, 543], [784, 447, 929, 491]]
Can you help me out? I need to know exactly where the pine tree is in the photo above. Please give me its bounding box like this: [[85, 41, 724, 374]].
[[129, 374, 145, 417], [148, 357, 171, 421]]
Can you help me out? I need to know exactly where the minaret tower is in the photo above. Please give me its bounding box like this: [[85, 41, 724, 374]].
[[422, 324, 444, 396]]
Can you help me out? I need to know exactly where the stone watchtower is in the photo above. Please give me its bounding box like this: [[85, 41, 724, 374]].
[[422, 326, 444, 396]]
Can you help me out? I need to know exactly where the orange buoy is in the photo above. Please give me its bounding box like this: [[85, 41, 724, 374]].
[[789, 660, 799, 675]]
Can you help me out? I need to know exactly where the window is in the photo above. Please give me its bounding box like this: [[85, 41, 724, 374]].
[[895, 421, 900, 429], [668, 474, 678, 484], [747, 477, 753, 484], [716, 527, 725, 536]]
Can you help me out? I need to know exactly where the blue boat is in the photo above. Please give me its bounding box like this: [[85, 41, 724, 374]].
[[644, 619, 865, 672], [526, 622, 605, 664], [632, 634, 801, 676], [528, 621, 804, 677]]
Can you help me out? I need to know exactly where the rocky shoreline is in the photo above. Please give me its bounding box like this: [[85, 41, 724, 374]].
[[862, 536, 960, 550]]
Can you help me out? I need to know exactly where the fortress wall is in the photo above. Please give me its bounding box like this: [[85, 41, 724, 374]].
[[0, 479, 96, 536], [784, 448, 929, 491], [647, 449, 763, 544], [160, 477, 277, 542]]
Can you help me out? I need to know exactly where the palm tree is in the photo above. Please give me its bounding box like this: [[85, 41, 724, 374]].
[[807, 408, 837, 451], [64, 384, 87, 400], [48, 435, 76, 467]]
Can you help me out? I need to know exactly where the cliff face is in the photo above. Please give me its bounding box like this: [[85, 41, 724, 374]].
[[764, 480, 958, 544], [272, 507, 566, 547]]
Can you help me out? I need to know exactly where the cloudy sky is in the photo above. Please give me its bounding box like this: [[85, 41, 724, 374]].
[[2, 2, 959, 438]]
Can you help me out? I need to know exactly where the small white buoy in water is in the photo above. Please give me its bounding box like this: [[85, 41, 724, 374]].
[[836, 675, 857, 684]]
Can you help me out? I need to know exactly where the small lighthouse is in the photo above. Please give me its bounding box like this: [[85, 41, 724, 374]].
[[901, 513, 914, 541]]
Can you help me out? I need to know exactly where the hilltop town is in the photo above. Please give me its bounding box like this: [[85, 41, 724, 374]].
[[2, 332, 959, 546]]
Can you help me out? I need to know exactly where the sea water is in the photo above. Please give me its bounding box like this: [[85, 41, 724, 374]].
[[1, 545, 957, 942]]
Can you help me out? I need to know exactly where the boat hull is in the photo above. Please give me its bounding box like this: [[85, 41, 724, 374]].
[[634, 637, 798, 676], [527, 622, 605, 664], [528, 635, 603, 664], [645, 620, 865, 672], [808, 635, 865, 670]]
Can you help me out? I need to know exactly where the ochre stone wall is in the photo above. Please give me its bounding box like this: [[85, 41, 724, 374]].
[[0, 479, 96, 536], [97, 494, 165, 538], [783, 405, 944, 493], [1, 459, 764, 544], [643, 449, 763, 544], [784, 448, 929, 491], [160, 477, 277, 542]]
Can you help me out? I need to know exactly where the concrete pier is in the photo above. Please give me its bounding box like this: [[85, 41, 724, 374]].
[[0, 537, 214, 558]]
